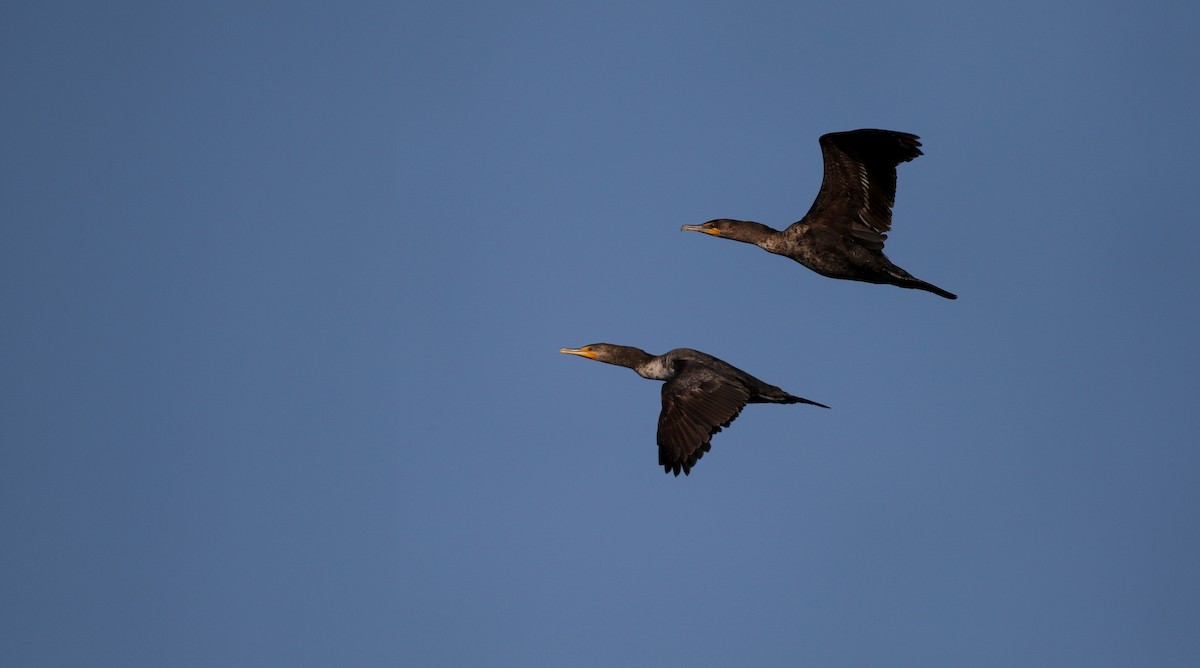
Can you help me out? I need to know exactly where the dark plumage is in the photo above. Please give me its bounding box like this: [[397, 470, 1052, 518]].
[[682, 129, 956, 299], [559, 343, 828, 476]]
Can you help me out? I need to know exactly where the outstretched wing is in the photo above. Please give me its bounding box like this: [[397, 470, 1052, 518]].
[[656, 364, 751, 476], [797, 129, 923, 250]]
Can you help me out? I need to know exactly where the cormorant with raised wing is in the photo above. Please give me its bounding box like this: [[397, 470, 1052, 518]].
[[559, 343, 828, 476], [682, 129, 956, 299]]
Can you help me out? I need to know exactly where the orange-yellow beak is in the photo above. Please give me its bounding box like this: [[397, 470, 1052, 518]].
[[559, 346, 597, 360], [680, 224, 720, 236]]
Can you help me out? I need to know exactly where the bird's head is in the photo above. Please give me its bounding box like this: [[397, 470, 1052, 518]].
[[680, 219, 739, 237], [681, 219, 776, 245], [559, 344, 602, 360], [559, 344, 651, 369]]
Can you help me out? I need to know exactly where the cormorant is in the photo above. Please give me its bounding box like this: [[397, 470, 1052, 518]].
[[682, 129, 957, 299], [559, 343, 829, 476]]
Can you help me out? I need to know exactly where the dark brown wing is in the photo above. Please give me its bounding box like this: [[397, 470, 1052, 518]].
[[656, 364, 751, 476], [796, 129, 923, 250]]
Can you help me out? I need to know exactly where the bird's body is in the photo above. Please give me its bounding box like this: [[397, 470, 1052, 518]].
[[559, 343, 828, 476], [682, 129, 956, 300]]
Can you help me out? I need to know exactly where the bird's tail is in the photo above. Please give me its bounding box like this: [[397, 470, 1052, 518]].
[[784, 394, 830, 409], [909, 278, 957, 300], [884, 262, 957, 300]]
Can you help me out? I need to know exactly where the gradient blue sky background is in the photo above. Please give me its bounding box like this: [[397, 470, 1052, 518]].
[[3, 1, 1199, 666]]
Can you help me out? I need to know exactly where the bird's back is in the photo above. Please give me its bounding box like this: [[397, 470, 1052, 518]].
[[663, 348, 785, 401]]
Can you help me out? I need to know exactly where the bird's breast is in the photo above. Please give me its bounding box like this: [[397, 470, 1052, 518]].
[[635, 357, 674, 380]]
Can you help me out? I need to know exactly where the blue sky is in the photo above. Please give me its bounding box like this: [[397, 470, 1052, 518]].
[[3, 1, 1199, 666]]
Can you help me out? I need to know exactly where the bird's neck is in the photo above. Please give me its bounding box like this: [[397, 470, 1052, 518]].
[[722, 220, 780, 248], [600, 346, 670, 379], [600, 346, 656, 373]]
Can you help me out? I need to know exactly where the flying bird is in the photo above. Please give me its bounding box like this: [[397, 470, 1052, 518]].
[[682, 129, 956, 299], [559, 343, 828, 476]]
